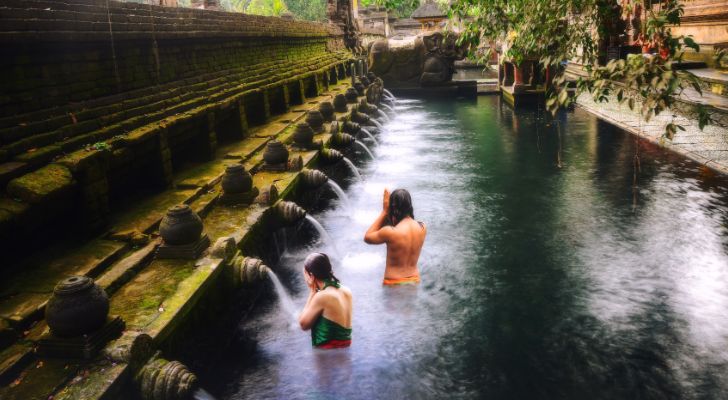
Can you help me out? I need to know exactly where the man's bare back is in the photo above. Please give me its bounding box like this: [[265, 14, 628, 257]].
[[364, 188, 427, 283]]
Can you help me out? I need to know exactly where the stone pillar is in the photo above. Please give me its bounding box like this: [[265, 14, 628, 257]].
[[282, 85, 292, 110], [299, 79, 308, 101], [330, 67, 338, 84], [237, 99, 249, 139], [157, 127, 174, 188], [204, 112, 217, 160], [502, 62, 514, 87], [262, 90, 272, 121]]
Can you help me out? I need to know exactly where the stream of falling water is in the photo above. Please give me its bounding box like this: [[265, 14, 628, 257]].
[[342, 157, 361, 179], [326, 180, 350, 207], [305, 215, 338, 255], [360, 128, 379, 145], [267, 270, 298, 327], [354, 140, 375, 160]]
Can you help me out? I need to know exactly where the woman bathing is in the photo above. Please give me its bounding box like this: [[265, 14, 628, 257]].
[[298, 253, 353, 349]]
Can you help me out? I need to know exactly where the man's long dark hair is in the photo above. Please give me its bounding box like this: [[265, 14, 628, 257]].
[[388, 188, 414, 226]]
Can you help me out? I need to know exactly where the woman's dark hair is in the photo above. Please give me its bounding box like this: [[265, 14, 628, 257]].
[[304, 252, 339, 283], [388, 188, 414, 226]]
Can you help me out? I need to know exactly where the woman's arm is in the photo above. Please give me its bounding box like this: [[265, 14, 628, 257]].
[[299, 290, 325, 330]]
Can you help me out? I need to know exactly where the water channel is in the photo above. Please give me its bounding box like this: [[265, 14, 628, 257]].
[[208, 96, 728, 399]]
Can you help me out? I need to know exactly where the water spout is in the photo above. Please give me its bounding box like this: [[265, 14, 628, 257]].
[[355, 140, 375, 160], [376, 109, 390, 122], [381, 103, 395, 113], [305, 215, 338, 255], [360, 128, 379, 145], [193, 388, 218, 400], [342, 157, 361, 180], [383, 88, 396, 100], [369, 118, 385, 131], [268, 270, 298, 325], [326, 180, 350, 207]]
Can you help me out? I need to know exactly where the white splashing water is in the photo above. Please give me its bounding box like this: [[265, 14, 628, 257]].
[[306, 215, 339, 255], [268, 270, 298, 326], [193, 388, 217, 400], [377, 109, 390, 122], [369, 118, 384, 130], [342, 157, 361, 180], [360, 128, 379, 145], [381, 103, 395, 113], [355, 140, 375, 160], [327, 180, 350, 206]]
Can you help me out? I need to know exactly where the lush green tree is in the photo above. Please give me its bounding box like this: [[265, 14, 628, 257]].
[[245, 0, 288, 16], [450, 0, 713, 136], [286, 0, 327, 21]]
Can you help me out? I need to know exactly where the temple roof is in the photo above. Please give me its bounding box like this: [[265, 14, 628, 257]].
[[411, 1, 446, 20]]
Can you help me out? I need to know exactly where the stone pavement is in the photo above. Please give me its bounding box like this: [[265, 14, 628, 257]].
[[577, 93, 728, 175]]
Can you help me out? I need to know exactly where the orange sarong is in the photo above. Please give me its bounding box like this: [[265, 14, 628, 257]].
[[382, 274, 420, 286]]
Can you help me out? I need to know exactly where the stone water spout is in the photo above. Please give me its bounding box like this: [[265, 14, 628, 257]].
[[232, 256, 269, 287], [359, 75, 371, 86], [333, 94, 349, 113], [319, 148, 344, 165], [350, 109, 371, 125], [158, 205, 210, 259], [301, 168, 329, 189], [331, 132, 356, 148], [45, 276, 109, 338], [305, 110, 325, 133], [274, 200, 307, 226], [318, 101, 335, 122], [342, 120, 361, 135], [345, 87, 359, 103], [262, 140, 289, 171], [220, 164, 258, 205], [359, 99, 378, 115], [137, 357, 198, 400]]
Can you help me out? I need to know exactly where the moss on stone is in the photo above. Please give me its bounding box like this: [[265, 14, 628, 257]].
[[6, 164, 75, 204]]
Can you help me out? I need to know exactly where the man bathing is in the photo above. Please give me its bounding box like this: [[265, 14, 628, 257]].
[[364, 188, 427, 285]]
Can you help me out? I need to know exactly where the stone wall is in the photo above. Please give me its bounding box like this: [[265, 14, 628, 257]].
[[0, 0, 352, 254]]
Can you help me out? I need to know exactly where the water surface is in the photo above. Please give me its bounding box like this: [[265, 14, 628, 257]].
[[212, 96, 728, 399]]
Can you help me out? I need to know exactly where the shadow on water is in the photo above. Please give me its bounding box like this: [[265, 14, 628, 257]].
[[203, 96, 728, 400]]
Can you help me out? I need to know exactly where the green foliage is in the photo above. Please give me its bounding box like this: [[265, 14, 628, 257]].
[[450, 0, 712, 137], [361, 0, 419, 18], [245, 0, 288, 16], [286, 0, 327, 21]]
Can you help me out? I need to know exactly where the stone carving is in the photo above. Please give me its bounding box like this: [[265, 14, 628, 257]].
[[137, 357, 198, 400], [327, 0, 362, 53], [318, 102, 335, 121], [157, 205, 210, 259], [210, 236, 237, 262], [45, 276, 109, 338], [293, 122, 315, 148], [305, 110, 326, 133], [301, 169, 329, 189], [232, 256, 269, 287], [369, 31, 467, 87], [345, 87, 360, 103], [320, 148, 344, 164], [274, 201, 307, 225], [262, 140, 289, 171], [220, 164, 258, 205], [333, 94, 349, 112]]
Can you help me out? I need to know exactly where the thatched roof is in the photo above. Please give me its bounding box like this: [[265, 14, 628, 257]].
[[411, 1, 446, 20]]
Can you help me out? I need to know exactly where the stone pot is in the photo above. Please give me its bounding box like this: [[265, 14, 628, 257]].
[[221, 164, 253, 194], [318, 102, 335, 121], [293, 122, 314, 146], [305, 110, 325, 132], [359, 76, 371, 86], [333, 94, 348, 113], [367, 72, 377, 83], [45, 276, 109, 338], [345, 87, 359, 103], [159, 205, 203, 246], [354, 82, 366, 96], [263, 140, 289, 165]]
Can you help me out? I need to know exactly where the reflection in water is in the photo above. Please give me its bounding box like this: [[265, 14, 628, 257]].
[[210, 96, 728, 400]]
